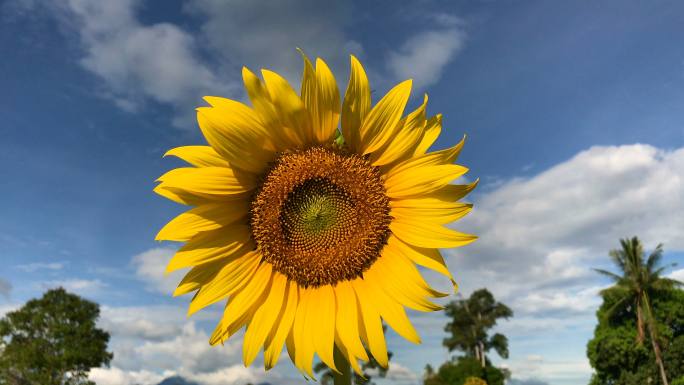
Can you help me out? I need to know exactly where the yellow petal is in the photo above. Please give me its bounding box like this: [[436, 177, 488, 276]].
[[371, 94, 428, 166], [308, 285, 337, 372], [156, 167, 256, 197], [413, 114, 442, 156], [173, 259, 224, 297], [243, 272, 288, 366], [391, 202, 473, 225], [334, 281, 369, 361], [288, 287, 316, 377], [218, 263, 273, 332], [359, 271, 421, 344], [359, 79, 412, 155], [262, 69, 312, 146], [242, 67, 295, 150], [365, 250, 442, 311], [387, 136, 466, 176], [197, 100, 275, 174], [166, 225, 252, 272], [153, 185, 209, 206], [264, 280, 298, 370], [164, 146, 228, 167], [187, 250, 261, 315], [427, 180, 479, 202], [351, 279, 388, 367], [378, 238, 449, 299], [334, 338, 364, 376], [298, 51, 340, 143], [156, 201, 248, 241], [209, 266, 273, 346], [391, 218, 477, 249], [299, 50, 317, 127], [313, 58, 341, 143], [341, 55, 370, 153], [385, 164, 467, 199], [389, 235, 455, 286]]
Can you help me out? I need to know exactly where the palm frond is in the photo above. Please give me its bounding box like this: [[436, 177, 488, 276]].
[[593, 268, 622, 282], [645, 243, 664, 272]]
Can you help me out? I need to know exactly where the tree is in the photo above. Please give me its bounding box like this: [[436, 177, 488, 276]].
[[0, 288, 112, 385], [443, 289, 513, 368], [593, 237, 682, 385], [423, 357, 506, 385], [588, 284, 684, 385]]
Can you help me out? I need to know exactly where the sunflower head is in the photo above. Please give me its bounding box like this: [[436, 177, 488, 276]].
[[155, 52, 476, 378]]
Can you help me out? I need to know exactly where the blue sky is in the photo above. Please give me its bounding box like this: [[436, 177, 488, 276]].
[[1, 1, 684, 384]]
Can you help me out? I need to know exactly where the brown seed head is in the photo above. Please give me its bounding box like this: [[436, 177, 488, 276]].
[[250, 146, 391, 287]]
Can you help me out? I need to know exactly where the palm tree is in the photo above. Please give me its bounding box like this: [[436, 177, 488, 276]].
[[595, 237, 682, 385], [443, 288, 513, 367]]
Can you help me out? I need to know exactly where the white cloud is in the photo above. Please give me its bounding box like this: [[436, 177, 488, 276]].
[[451, 144, 684, 306], [99, 305, 187, 341], [14, 0, 231, 129], [668, 268, 684, 282], [131, 247, 184, 294], [15, 261, 65, 272], [387, 15, 466, 91], [42, 278, 107, 295], [442, 144, 683, 382], [188, 0, 361, 83], [383, 362, 420, 382], [93, 303, 263, 385], [503, 355, 592, 383], [89, 367, 170, 385], [11, 0, 469, 129]]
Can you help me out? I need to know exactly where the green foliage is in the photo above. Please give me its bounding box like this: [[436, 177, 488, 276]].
[[423, 357, 504, 385], [463, 377, 487, 385], [0, 288, 112, 385], [443, 288, 512, 363], [671, 377, 684, 385], [587, 277, 684, 385]]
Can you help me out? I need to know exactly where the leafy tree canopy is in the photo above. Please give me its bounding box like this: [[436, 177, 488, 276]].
[[443, 288, 512, 367], [588, 285, 684, 385], [0, 288, 112, 385], [423, 357, 505, 385]]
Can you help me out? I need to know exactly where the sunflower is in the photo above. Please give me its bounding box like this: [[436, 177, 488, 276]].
[[154, 53, 476, 377]]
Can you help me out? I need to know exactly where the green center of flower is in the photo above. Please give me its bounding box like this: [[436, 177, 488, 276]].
[[281, 178, 357, 252], [250, 147, 391, 287]]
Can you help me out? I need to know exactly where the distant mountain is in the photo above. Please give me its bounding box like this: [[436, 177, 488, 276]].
[[155, 376, 273, 385], [156, 376, 201, 385]]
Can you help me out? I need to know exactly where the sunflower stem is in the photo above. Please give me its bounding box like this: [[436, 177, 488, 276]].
[[333, 345, 352, 385]]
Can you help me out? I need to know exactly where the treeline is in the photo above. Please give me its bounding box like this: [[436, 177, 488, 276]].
[[1, 237, 683, 385]]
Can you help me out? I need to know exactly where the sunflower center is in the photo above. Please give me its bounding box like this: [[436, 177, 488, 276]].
[[250, 147, 391, 287]]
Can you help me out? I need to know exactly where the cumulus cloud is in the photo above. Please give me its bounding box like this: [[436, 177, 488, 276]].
[[387, 15, 466, 91], [438, 144, 684, 382], [450, 144, 684, 309], [502, 355, 591, 384], [9, 0, 469, 128], [10, 0, 231, 128], [383, 362, 420, 382], [92, 303, 264, 385], [668, 268, 684, 282], [89, 367, 170, 385], [15, 261, 65, 272], [131, 247, 184, 294], [41, 278, 107, 295], [188, 0, 361, 82]]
